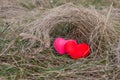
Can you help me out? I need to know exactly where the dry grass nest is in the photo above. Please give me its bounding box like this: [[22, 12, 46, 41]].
[[20, 3, 119, 56]]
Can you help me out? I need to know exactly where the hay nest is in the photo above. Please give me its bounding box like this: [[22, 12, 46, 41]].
[[20, 3, 119, 55]]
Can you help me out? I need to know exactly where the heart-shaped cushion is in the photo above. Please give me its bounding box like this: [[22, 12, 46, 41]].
[[65, 41, 90, 60], [53, 37, 68, 54]]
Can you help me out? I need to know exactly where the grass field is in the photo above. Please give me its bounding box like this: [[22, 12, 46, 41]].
[[0, 0, 120, 80]]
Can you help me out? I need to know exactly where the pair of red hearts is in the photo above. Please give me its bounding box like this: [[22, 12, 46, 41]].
[[53, 37, 90, 60]]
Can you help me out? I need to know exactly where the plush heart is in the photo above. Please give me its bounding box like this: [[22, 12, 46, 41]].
[[53, 37, 67, 54], [65, 42, 90, 60], [53, 37, 76, 55]]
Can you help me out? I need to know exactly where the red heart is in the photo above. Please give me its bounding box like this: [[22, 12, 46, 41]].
[[64, 41, 90, 60]]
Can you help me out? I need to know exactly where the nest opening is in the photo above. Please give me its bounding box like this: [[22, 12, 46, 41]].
[[50, 22, 91, 47], [50, 22, 75, 40]]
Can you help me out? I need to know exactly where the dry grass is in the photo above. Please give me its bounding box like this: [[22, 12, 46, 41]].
[[0, 0, 120, 80], [20, 3, 119, 55]]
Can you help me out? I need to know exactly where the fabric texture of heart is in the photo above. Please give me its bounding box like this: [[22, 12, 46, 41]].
[[64, 40, 77, 54], [53, 37, 68, 54]]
